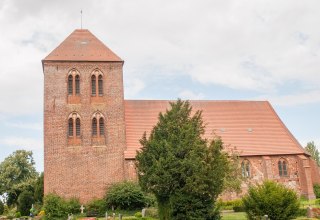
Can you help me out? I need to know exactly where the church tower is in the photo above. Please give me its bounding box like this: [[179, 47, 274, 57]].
[[42, 29, 126, 202]]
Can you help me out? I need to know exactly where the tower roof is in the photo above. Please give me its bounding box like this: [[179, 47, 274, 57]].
[[43, 29, 123, 62]]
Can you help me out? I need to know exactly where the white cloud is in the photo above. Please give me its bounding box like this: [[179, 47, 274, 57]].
[[0, 137, 43, 151], [178, 90, 205, 100]]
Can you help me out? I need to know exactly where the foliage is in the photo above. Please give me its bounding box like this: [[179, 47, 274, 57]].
[[135, 211, 142, 218], [43, 194, 68, 219], [15, 211, 21, 218], [305, 141, 320, 166], [17, 190, 35, 216], [105, 181, 146, 210], [34, 172, 44, 204], [136, 100, 240, 220], [145, 207, 158, 218], [0, 200, 3, 215], [65, 197, 81, 214], [217, 199, 243, 211], [242, 180, 300, 220], [296, 208, 307, 217], [0, 150, 38, 205], [86, 199, 106, 217], [314, 184, 320, 199]]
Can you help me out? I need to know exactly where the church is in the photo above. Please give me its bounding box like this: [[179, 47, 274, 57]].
[[43, 29, 320, 203]]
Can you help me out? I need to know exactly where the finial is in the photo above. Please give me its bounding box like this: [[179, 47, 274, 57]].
[[81, 10, 83, 29]]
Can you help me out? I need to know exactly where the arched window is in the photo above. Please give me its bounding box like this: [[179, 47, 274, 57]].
[[92, 118, 97, 136], [68, 75, 73, 95], [75, 75, 80, 95], [278, 159, 288, 177], [241, 160, 250, 178], [76, 118, 81, 136], [68, 118, 73, 136], [91, 75, 96, 96], [99, 118, 104, 135], [98, 75, 103, 96]]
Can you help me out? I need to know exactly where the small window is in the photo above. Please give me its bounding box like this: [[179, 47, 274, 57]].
[[91, 75, 96, 96], [92, 118, 97, 136], [75, 75, 80, 95], [99, 118, 104, 135], [68, 75, 73, 95], [98, 75, 103, 96], [68, 118, 73, 136], [278, 159, 288, 177], [241, 160, 250, 178], [76, 118, 81, 136]]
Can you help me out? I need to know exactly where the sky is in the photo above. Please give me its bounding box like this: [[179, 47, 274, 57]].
[[0, 0, 319, 172]]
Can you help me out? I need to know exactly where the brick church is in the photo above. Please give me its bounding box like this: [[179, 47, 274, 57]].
[[43, 29, 320, 203]]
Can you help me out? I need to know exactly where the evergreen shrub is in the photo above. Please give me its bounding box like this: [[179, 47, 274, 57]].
[[242, 180, 300, 220], [86, 199, 106, 217], [17, 190, 35, 216], [43, 194, 68, 219], [105, 181, 146, 210], [65, 197, 81, 214]]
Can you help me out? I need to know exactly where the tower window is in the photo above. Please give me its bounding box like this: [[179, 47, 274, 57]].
[[241, 160, 250, 178], [98, 75, 103, 96], [91, 75, 96, 96], [278, 159, 288, 177], [99, 117, 104, 135], [76, 118, 81, 136], [75, 75, 80, 95], [68, 118, 73, 136], [68, 75, 73, 95], [92, 118, 97, 136]]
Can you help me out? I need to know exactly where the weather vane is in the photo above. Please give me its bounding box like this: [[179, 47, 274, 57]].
[[81, 10, 83, 29]]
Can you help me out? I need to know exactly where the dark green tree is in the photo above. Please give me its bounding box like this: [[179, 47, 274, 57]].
[[242, 180, 299, 220], [305, 141, 320, 166], [34, 172, 44, 204], [17, 190, 35, 216], [136, 100, 239, 220], [0, 150, 38, 205], [0, 199, 4, 215]]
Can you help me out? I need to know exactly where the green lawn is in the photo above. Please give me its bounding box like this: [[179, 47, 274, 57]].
[[221, 212, 247, 220]]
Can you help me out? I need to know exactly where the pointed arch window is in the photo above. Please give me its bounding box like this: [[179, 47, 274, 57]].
[[76, 118, 81, 137], [278, 159, 288, 177], [92, 118, 97, 136], [99, 118, 104, 135], [75, 75, 80, 95], [91, 75, 96, 96], [98, 75, 103, 95], [241, 160, 251, 178], [68, 75, 73, 95], [68, 118, 73, 136]]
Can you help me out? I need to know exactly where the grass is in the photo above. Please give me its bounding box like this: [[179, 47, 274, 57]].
[[221, 212, 246, 220]]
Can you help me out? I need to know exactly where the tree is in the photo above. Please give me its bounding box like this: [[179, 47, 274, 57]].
[[305, 141, 320, 166], [34, 172, 44, 204], [136, 100, 239, 220], [242, 180, 299, 220], [0, 150, 38, 205], [17, 190, 34, 216]]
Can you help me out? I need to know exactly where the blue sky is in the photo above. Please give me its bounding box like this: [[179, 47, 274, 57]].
[[0, 0, 319, 171]]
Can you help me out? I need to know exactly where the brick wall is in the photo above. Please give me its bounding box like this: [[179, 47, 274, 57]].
[[43, 61, 126, 203]]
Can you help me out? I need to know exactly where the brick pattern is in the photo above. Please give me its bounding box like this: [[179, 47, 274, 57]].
[[44, 61, 126, 203]]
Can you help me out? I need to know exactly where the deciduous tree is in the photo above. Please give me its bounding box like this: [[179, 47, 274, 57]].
[[305, 141, 320, 166], [0, 150, 38, 205]]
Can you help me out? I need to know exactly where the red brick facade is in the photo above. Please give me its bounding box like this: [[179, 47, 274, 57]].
[[43, 29, 320, 203]]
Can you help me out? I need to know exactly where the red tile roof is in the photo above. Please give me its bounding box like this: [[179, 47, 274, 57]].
[[43, 29, 122, 62], [124, 100, 306, 159]]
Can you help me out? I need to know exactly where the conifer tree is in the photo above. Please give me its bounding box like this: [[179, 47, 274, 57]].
[[136, 100, 239, 220]]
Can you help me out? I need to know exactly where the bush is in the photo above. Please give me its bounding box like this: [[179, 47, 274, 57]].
[[105, 181, 146, 210], [297, 208, 307, 217], [43, 194, 68, 219], [135, 211, 142, 218], [65, 197, 81, 214], [86, 199, 106, 217], [145, 207, 158, 218], [0, 200, 4, 215], [314, 184, 320, 199], [242, 180, 300, 220], [315, 198, 320, 205], [17, 190, 35, 216]]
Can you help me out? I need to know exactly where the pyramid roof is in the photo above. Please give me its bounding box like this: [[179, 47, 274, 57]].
[[43, 29, 122, 62]]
